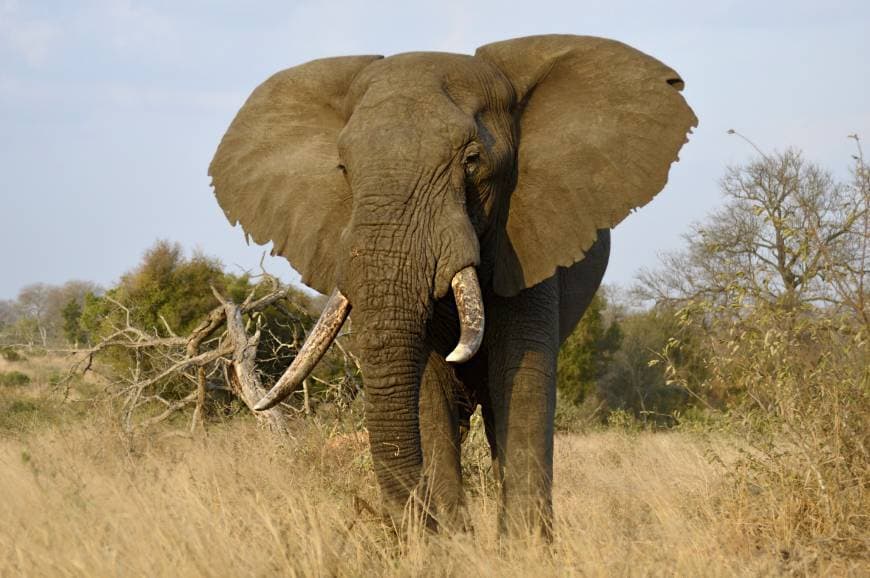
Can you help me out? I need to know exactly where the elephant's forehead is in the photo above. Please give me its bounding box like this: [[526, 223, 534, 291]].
[[338, 52, 515, 164], [339, 93, 476, 161], [347, 52, 515, 114]]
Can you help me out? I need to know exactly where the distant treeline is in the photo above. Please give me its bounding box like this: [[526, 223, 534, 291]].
[[0, 243, 324, 350]]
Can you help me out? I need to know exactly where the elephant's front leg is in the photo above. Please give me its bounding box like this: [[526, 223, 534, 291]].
[[418, 349, 466, 531], [485, 277, 559, 539]]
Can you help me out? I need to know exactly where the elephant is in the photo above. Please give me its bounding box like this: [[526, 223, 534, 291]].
[[209, 34, 696, 537]]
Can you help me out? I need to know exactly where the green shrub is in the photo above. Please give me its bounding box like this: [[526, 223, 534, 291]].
[[71, 240, 355, 429], [554, 391, 604, 433], [557, 292, 622, 405], [605, 408, 641, 432], [61, 297, 89, 346], [7, 399, 38, 413], [596, 306, 707, 427], [0, 371, 31, 387], [0, 396, 64, 432], [1, 347, 25, 362]]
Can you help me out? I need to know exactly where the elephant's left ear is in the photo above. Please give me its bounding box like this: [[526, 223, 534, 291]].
[[476, 35, 697, 296], [209, 55, 382, 295]]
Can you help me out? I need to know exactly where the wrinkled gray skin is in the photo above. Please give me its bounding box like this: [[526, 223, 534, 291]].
[[210, 35, 696, 537]]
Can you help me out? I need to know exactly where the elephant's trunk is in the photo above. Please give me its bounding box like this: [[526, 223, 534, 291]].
[[360, 324, 427, 511], [351, 261, 485, 528], [346, 245, 432, 522]]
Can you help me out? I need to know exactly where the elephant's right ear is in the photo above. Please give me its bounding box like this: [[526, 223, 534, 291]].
[[209, 55, 383, 295], [476, 36, 697, 297]]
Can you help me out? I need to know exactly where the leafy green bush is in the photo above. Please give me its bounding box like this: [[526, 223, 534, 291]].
[[557, 293, 622, 405], [556, 293, 707, 430], [0, 371, 31, 387], [72, 240, 357, 429], [1, 347, 24, 362], [0, 395, 70, 432], [61, 297, 89, 346], [597, 306, 707, 427], [80, 241, 249, 340], [78, 241, 317, 397]]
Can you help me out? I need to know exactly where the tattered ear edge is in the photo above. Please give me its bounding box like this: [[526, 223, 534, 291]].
[[208, 55, 383, 295], [475, 35, 697, 297]]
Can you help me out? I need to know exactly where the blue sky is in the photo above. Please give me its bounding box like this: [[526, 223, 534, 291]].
[[1, 0, 868, 298]]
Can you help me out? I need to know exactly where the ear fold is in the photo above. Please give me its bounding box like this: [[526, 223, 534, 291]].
[[476, 35, 697, 297], [209, 55, 382, 294]]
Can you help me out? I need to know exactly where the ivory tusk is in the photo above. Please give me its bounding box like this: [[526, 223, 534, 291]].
[[254, 289, 351, 411], [446, 266, 485, 364]]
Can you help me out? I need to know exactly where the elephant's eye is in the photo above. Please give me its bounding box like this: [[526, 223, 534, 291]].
[[337, 164, 347, 175], [464, 152, 480, 175]]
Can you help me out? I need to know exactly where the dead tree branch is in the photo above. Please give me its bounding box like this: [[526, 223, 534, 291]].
[[61, 273, 358, 435], [212, 287, 289, 434]]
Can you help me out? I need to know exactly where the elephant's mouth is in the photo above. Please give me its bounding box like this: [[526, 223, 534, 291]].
[[253, 265, 484, 411]]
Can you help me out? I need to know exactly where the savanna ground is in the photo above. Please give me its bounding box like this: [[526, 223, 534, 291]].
[[1, 354, 865, 577]]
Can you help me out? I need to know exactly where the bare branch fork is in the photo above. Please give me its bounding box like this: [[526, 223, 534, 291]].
[[210, 285, 289, 434]]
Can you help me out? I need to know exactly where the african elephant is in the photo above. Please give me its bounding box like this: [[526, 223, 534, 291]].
[[209, 34, 696, 536]]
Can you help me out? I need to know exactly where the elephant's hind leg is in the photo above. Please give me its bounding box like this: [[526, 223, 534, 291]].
[[418, 349, 467, 531]]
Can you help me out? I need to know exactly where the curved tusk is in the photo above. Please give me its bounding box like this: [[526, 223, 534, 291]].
[[254, 289, 351, 411], [446, 266, 485, 364]]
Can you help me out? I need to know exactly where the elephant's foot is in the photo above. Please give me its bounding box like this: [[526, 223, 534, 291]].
[[498, 491, 554, 543], [379, 476, 471, 541], [379, 488, 436, 540]]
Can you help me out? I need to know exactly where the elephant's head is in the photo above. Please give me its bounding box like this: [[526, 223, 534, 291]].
[[209, 35, 696, 515]]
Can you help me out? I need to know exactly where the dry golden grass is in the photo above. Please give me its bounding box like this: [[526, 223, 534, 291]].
[[0, 422, 860, 577], [0, 357, 866, 576]]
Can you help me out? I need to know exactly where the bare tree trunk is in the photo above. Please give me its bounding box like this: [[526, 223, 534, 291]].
[[217, 293, 289, 434]]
